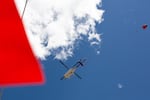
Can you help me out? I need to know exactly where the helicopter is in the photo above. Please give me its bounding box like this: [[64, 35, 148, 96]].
[[59, 59, 86, 80]]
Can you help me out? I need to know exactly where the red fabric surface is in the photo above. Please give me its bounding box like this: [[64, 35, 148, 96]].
[[0, 0, 45, 87]]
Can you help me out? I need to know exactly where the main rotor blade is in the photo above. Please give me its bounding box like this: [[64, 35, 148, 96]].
[[72, 62, 78, 67], [59, 60, 69, 70], [74, 72, 82, 79], [60, 76, 65, 80], [82, 59, 86, 63]]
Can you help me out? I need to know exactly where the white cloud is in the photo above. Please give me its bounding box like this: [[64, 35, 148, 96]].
[[88, 33, 101, 42], [118, 83, 123, 89], [15, 0, 104, 60]]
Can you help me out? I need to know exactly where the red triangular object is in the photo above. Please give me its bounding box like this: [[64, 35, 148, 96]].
[[142, 24, 148, 29], [0, 0, 45, 87]]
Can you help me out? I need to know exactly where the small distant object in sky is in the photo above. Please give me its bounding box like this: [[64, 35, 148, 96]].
[[142, 24, 148, 29], [59, 59, 86, 80], [97, 50, 100, 54], [118, 83, 123, 89]]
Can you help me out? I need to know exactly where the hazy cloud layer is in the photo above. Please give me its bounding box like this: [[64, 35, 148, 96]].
[[15, 0, 104, 60]]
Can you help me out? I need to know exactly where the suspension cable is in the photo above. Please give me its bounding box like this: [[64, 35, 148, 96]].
[[22, 0, 29, 18]]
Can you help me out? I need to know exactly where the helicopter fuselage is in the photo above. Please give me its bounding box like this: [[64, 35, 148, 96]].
[[64, 67, 77, 79]]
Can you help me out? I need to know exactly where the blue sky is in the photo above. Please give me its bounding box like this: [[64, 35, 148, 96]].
[[2, 0, 150, 100]]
